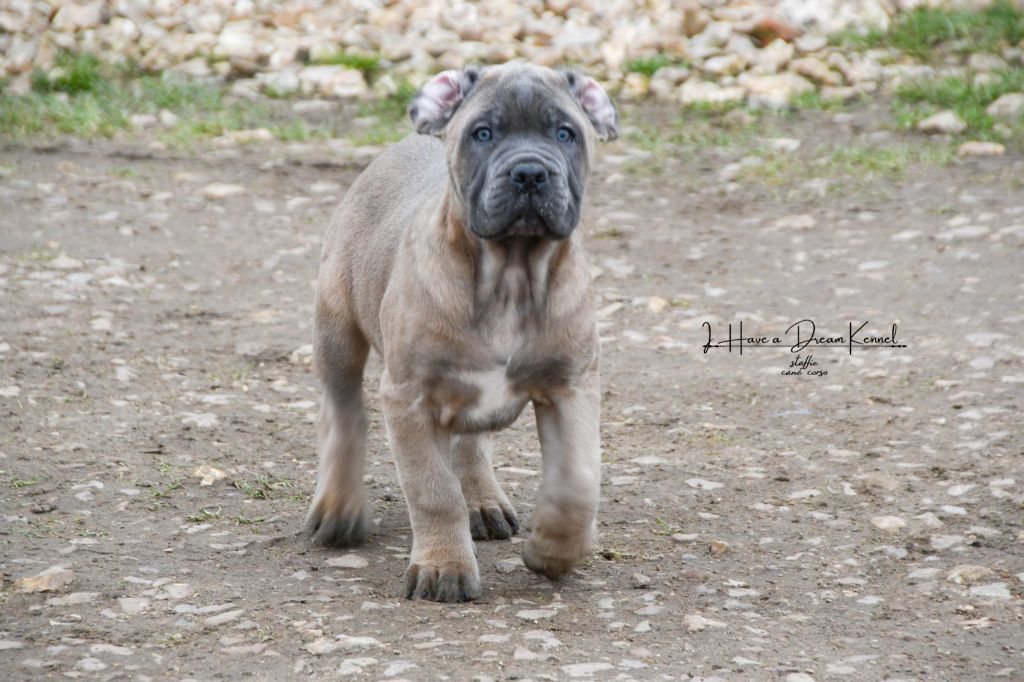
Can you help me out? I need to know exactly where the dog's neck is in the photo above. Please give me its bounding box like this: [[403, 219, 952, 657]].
[[474, 236, 567, 313], [442, 197, 574, 313]]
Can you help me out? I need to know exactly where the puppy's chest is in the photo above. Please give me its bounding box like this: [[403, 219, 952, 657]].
[[427, 330, 573, 433]]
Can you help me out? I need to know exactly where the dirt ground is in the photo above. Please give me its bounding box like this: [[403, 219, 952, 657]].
[[1, 105, 1023, 681]]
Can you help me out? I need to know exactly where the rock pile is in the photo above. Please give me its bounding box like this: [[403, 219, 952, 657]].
[[1, 1, 1022, 108]]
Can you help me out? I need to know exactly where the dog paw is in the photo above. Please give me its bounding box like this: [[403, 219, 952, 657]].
[[522, 530, 591, 580], [404, 561, 481, 602], [305, 495, 369, 548], [468, 504, 519, 541]]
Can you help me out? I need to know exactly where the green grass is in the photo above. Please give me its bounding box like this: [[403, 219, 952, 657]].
[[8, 475, 43, 489], [736, 142, 954, 194], [313, 50, 380, 75], [833, 0, 1024, 59], [625, 54, 681, 77], [349, 77, 417, 145], [355, 77, 417, 122], [0, 50, 343, 144], [894, 68, 1024, 138], [186, 506, 222, 523], [233, 475, 298, 500]]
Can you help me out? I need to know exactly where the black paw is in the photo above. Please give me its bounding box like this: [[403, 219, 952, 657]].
[[306, 506, 368, 548], [468, 506, 519, 541], [404, 562, 481, 602]]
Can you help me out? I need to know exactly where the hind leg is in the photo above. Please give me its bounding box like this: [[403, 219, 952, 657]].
[[306, 298, 370, 547], [450, 434, 519, 540]]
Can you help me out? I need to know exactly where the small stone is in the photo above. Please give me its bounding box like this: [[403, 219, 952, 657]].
[[337, 657, 378, 675], [117, 597, 150, 615], [205, 609, 245, 626], [517, 609, 557, 620], [948, 565, 995, 585], [182, 412, 219, 429], [201, 183, 246, 200], [767, 137, 802, 153], [908, 567, 942, 581], [986, 93, 1024, 121], [917, 110, 966, 135], [47, 592, 99, 606], [680, 80, 745, 106], [495, 557, 524, 574], [742, 73, 814, 108], [790, 56, 841, 85], [75, 657, 108, 672], [562, 662, 614, 677], [305, 638, 338, 655], [967, 52, 1007, 71], [870, 516, 906, 532], [947, 483, 977, 496], [48, 254, 83, 270], [298, 65, 368, 99], [702, 53, 746, 77], [708, 540, 730, 556], [631, 573, 652, 589], [958, 141, 1005, 157], [15, 566, 74, 593], [683, 614, 727, 632], [326, 554, 368, 569], [646, 296, 668, 313], [968, 582, 1012, 600], [193, 465, 227, 486], [686, 478, 724, 491], [773, 214, 816, 230], [514, 646, 553, 661], [931, 534, 965, 550], [90, 644, 132, 656]]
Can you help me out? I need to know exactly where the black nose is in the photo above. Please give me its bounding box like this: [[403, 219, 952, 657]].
[[510, 163, 549, 193]]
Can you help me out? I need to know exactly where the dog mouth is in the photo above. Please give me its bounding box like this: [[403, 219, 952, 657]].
[[502, 207, 550, 238]]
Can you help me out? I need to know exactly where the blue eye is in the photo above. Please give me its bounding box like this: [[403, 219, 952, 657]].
[[556, 126, 575, 143], [472, 127, 492, 142]]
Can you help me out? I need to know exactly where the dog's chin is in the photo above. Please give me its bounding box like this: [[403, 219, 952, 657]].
[[503, 212, 550, 238], [472, 211, 574, 241]]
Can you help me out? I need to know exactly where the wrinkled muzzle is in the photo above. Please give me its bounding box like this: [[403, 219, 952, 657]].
[[470, 149, 579, 241]]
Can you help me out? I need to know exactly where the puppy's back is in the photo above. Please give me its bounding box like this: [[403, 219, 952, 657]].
[[318, 134, 448, 349]]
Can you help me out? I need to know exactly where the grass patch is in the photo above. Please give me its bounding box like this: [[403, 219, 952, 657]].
[[625, 54, 684, 77], [186, 506, 222, 523], [152, 480, 184, 498], [0, 50, 339, 144], [790, 90, 867, 113], [355, 77, 417, 122], [313, 50, 381, 76], [650, 518, 684, 536], [233, 474, 298, 500], [893, 68, 1024, 139], [8, 475, 44, 489], [833, 0, 1024, 59], [349, 78, 417, 145], [736, 142, 954, 194]]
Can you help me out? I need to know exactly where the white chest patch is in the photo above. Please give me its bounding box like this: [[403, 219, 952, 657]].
[[437, 363, 529, 433]]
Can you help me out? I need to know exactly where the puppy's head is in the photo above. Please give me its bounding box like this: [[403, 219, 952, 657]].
[[409, 63, 617, 241]]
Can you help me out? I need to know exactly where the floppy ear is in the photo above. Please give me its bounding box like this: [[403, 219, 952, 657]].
[[563, 71, 619, 141], [408, 67, 481, 136]]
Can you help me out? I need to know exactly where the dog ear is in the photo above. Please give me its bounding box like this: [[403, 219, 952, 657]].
[[562, 71, 619, 142], [408, 67, 481, 136]]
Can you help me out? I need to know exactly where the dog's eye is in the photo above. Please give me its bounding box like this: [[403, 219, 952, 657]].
[[472, 127, 492, 142], [555, 126, 575, 143]]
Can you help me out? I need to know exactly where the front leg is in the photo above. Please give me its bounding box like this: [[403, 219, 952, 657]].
[[524, 370, 601, 579], [380, 373, 481, 602]]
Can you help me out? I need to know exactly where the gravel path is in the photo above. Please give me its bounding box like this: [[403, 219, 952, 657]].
[[1, 109, 1022, 680]]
